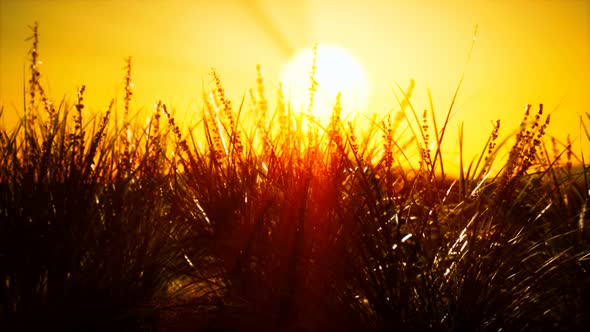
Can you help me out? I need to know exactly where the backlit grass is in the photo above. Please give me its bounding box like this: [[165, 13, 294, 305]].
[[1, 23, 589, 332]]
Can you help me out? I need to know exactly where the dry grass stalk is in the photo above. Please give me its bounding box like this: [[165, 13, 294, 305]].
[[120, 56, 133, 174]]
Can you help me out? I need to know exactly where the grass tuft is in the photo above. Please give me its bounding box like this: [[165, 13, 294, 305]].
[[1, 24, 588, 331]]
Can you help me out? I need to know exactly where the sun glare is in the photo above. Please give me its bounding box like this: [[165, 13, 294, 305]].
[[280, 44, 369, 123]]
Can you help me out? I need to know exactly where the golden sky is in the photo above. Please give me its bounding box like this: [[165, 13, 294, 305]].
[[1, 0, 589, 171]]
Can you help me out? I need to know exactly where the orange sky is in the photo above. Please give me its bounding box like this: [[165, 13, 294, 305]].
[[1, 0, 589, 172]]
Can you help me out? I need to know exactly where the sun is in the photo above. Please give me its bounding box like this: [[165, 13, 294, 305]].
[[280, 44, 369, 124]]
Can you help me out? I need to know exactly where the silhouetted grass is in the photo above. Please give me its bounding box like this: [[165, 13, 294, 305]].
[[1, 23, 588, 332]]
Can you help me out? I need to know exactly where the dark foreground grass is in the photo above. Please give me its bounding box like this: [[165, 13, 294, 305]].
[[1, 24, 589, 331]]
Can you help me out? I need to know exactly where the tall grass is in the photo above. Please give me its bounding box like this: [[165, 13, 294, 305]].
[[1, 23, 589, 331], [0, 24, 196, 331]]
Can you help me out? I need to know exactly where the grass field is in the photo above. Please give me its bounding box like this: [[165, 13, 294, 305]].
[[1, 23, 589, 332]]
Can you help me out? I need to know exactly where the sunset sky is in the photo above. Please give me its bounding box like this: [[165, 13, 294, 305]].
[[1, 0, 589, 170]]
